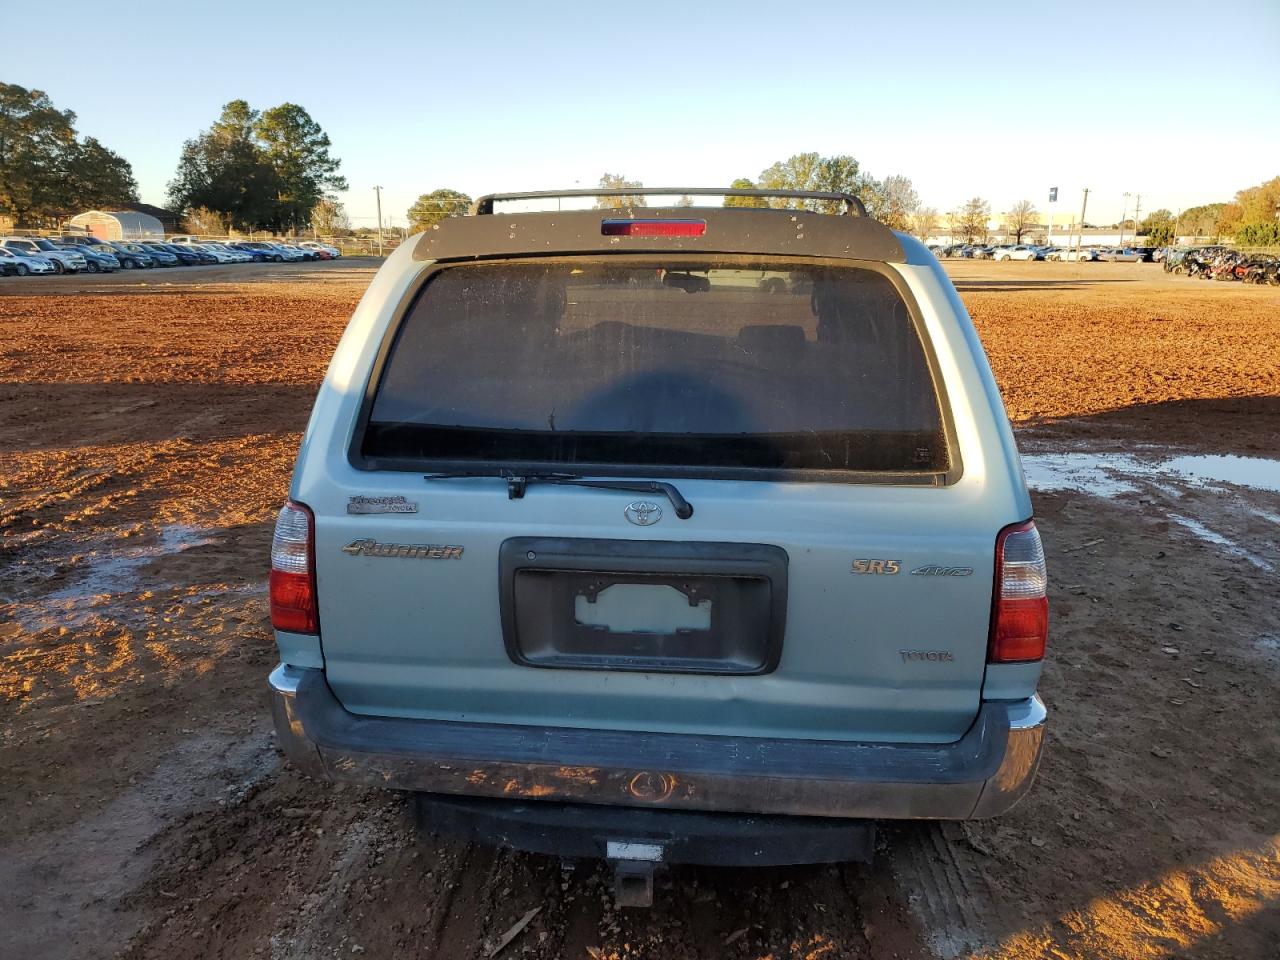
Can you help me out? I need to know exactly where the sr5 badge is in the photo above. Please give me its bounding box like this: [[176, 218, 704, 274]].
[[852, 559, 900, 575]]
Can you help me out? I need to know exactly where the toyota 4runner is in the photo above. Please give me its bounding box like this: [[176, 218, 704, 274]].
[[268, 187, 1048, 904]]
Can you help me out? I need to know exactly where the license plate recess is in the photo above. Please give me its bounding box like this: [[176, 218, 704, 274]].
[[499, 538, 788, 675]]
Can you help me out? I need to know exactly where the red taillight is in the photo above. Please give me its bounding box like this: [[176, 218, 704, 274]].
[[989, 520, 1048, 663], [270, 500, 318, 634], [600, 219, 707, 237]]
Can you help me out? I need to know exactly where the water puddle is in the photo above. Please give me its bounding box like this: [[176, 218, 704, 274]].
[[1161, 455, 1280, 493], [1168, 514, 1273, 572], [1022, 452, 1278, 572], [1022, 452, 1280, 497], [9, 524, 216, 631]]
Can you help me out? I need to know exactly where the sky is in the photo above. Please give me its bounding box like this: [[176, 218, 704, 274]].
[[6, 0, 1279, 229]]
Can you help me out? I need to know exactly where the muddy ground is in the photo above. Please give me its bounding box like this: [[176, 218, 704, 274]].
[[1, 259, 1278, 959]]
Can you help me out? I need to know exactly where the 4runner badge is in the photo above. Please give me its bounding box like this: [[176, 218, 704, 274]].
[[624, 500, 662, 526], [347, 495, 418, 515], [342, 539, 463, 559]]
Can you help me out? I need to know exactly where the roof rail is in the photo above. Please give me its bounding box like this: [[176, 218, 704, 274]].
[[469, 187, 868, 218]]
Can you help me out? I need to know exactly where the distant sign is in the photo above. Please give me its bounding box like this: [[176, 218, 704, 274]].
[[1049, 187, 1058, 203]]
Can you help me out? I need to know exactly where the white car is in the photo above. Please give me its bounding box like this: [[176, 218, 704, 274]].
[[994, 244, 1041, 262], [0, 246, 57, 275], [299, 240, 341, 258], [0, 237, 88, 274], [1043, 248, 1096, 262], [204, 243, 252, 264], [191, 243, 238, 264]]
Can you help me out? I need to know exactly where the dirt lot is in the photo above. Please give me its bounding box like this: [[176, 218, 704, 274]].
[[2, 258, 1278, 959]]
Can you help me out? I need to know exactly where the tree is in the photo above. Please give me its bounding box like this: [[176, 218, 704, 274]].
[[1138, 209, 1175, 246], [757, 152, 868, 212], [953, 197, 991, 244], [864, 174, 919, 230], [911, 206, 940, 240], [407, 188, 472, 232], [594, 173, 646, 209], [62, 137, 137, 211], [1002, 200, 1038, 243], [182, 206, 230, 235], [310, 197, 351, 236], [256, 103, 348, 230], [1178, 202, 1227, 239], [1231, 175, 1280, 225], [0, 82, 137, 226], [168, 101, 280, 231], [1222, 176, 1280, 244], [167, 100, 345, 232], [724, 177, 767, 208]]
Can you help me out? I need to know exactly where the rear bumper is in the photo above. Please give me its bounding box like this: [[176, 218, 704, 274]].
[[269, 664, 1046, 821]]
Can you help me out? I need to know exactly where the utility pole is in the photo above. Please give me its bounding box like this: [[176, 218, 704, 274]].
[[374, 185, 384, 257], [1074, 188, 1089, 261], [1047, 186, 1058, 247], [1132, 194, 1142, 244], [1119, 192, 1130, 246]]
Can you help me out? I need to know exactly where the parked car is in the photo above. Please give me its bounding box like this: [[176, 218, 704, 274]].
[[0, 246, 57, 275], [0, 257, 16, 277], [56, 242, 119, 273], [267, 186, 1050, 905], [228, 241, 284, 262], [263, 241, 306, 262], [0, 237, 88, 274], [971, 245, 995, 259], [98, 242, 152, 270], [995, 244, 1041, 261], [135, 243, 180, 267], [293, 242, 329, 260], [1132, 246, 1158, 262], [203, 242, 252, 263], [278, 243, 317, 261], [1095, 247, 1142, 262], [189, 243, 237, 264], [1044, 247, 1096, 262], [149, 242, 207, 266]]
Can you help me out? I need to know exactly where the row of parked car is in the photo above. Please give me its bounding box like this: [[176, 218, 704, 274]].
[[0, 235, 342, 277], [930, 243, 1161, 262]]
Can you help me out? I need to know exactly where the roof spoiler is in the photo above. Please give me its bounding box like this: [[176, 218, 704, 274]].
[[470, 187, 868, 218]]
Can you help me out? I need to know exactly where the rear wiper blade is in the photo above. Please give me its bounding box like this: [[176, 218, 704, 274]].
[[423, 470, 694, 520]]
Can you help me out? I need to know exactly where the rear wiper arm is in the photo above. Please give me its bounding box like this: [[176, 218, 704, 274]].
[[423, 470, 694, 519]]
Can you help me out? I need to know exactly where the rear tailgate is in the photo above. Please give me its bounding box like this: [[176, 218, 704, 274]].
[[314, 476, 998, 743]]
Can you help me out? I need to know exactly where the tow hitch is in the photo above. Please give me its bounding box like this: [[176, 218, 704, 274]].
[[606, 841, 664, 908]]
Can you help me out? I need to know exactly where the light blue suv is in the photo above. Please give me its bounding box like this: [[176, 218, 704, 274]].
[[267, 187, 1048, 904]]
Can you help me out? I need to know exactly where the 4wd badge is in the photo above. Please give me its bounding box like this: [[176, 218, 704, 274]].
[[624, 500, 662, 526]]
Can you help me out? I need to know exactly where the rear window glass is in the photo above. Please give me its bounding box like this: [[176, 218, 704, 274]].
[[362, 259, 949, 475]]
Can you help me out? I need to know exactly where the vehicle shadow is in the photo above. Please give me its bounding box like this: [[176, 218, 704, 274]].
[[1015, 394, 1280, 455], [952, 278, 1140, 291], [0, 381, 318, 453]]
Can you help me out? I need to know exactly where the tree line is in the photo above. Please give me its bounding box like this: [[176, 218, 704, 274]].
[[5, 88, 1276, 248], [0, 83, 138, 226]]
